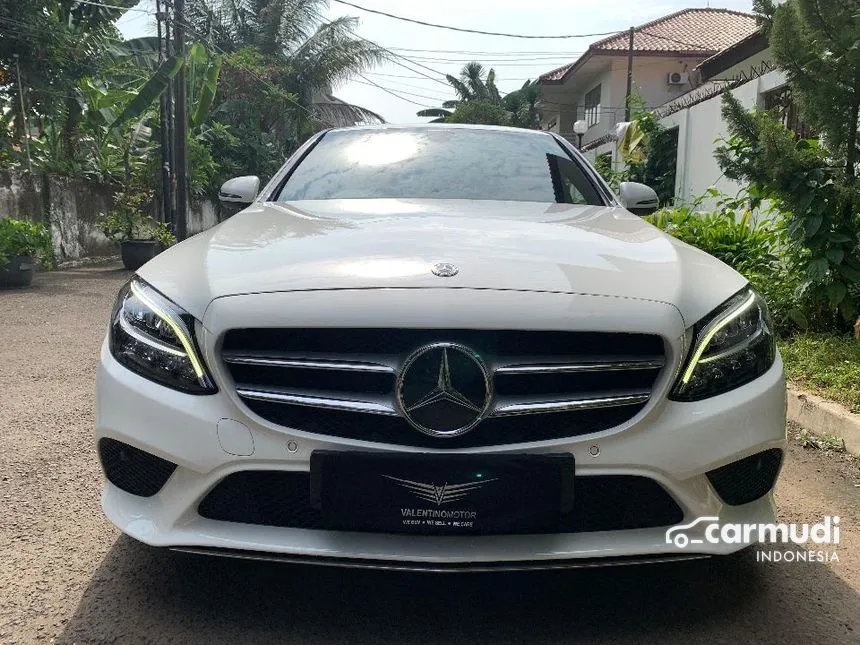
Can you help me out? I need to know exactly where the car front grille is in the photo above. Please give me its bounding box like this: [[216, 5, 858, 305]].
[[221, 328, 666, 447], [198, 471, 683, 534]]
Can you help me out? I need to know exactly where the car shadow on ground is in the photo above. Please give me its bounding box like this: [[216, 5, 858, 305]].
[[57, 535, 859, 644]]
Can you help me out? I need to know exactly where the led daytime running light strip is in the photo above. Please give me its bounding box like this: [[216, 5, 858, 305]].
[[129, 280, 207, 380], [680, 291, 758, 385]]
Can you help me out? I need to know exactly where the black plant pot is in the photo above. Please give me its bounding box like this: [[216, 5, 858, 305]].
[[0, 254, 35, 289], [120, 240, 161, 271]]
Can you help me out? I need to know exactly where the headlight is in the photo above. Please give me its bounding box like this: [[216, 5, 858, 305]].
[[109, 277, 217, 394], [670, 287, 775, 402]]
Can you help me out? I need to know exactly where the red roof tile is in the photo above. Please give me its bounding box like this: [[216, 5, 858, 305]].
[[540, 8, 758, 83]]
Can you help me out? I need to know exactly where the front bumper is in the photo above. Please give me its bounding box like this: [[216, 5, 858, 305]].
[[96, 338, 787, 566]]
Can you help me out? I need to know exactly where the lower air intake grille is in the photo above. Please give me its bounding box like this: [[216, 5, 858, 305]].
[[98, 438, 177, 497], [198, 471, 683, 534], [706, 448, 783, 506]]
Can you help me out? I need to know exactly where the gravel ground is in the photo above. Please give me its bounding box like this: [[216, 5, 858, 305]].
[[1, 264, 859, 645]]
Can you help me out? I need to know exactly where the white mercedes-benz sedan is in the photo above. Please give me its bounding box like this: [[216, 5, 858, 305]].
[[96, 124, 786, 571]]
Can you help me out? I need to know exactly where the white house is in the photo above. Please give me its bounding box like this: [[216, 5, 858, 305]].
[[538, 8, 759, 164]]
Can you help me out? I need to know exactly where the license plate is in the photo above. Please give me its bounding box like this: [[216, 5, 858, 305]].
[[310, 452, 574, 535]]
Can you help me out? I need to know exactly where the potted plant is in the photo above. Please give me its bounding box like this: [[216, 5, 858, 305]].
[[98, 189, 176, 270], [0, 217, 55, 289]]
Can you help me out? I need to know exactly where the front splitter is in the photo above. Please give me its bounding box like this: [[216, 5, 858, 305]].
[[171, 547, 711, 573]]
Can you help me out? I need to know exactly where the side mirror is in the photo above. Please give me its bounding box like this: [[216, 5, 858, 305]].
[[618, 182, 660, 216], [219, 176, 260, 205]]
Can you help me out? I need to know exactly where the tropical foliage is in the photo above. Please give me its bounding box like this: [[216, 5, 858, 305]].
[[416, 62, 541, 129], [0, 0, 385, 200], [716, 0, 860, 327], [596, 97, 678, 205], [185, 0, 386, 180], [647, 189, 805, 333]]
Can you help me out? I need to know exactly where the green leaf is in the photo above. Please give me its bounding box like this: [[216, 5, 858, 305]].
[[112, 55, 183, 131], [787, 308, 809, 329], [787, 216, 805, 238], [807, 257, 829, 281], [829, 232, 852, 243], [826, 281, 847, 307], [191, 54, 222, 128], [98, 107, 116, 124], [838, 263, 860, 282], [826, 247, 845, 264], [804, 213, 823, 237]]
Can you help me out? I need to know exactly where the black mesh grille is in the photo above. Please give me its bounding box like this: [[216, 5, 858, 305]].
[[198, 470, 683, 534], [98, 438, 177, 497], [706, 448, 783, 506], [222, 328, 664, 447]]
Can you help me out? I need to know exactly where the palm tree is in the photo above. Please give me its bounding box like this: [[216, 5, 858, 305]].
[[416, 62, 502, 122], [186, 0, 386, 125], [503, 80, 541, 129], [416, 64, 540, 129]]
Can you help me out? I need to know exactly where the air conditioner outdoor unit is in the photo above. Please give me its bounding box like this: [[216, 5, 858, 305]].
[[667, 72, 690, 85]]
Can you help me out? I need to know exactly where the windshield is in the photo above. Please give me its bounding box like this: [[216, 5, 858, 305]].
[[275, 127, 605, 205]]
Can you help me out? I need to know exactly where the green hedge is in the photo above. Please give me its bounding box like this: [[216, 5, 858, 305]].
[[646, 193, 803, 333]]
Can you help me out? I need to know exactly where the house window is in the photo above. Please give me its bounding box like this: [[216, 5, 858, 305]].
[[584, 85, 601, 127], [763, 87, 815, 139]]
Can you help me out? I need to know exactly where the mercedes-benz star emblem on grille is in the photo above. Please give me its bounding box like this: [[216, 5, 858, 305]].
[[431, 262, 458, 277], [383, 475, 497, 506], [396, 343, 491, 437]]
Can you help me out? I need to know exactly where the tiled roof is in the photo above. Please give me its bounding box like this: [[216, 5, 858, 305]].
[[697, 29, 768, 79], [540, 8, 758, 83]]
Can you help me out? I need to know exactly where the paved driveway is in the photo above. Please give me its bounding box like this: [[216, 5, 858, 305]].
[[1, 265, 859, 644]]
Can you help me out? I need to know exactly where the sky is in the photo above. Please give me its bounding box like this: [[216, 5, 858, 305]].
[[117, 0, 755, 124]]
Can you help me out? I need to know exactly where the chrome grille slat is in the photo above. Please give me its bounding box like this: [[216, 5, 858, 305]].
[[235, 387, 398, 416], [491, 392, 651, 417], [496, 360, 664, 374], [223, 355, 394, 373]]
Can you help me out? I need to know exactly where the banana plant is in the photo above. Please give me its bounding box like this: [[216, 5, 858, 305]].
[[111, 43, 223, 132], [187, 43, 223, 129], [111, 55, 184, 131]]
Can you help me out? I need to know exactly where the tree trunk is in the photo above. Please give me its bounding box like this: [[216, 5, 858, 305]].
[[846, 91, 859, 187], [62, 97, 82, 163], [842, 72, 860, 224]]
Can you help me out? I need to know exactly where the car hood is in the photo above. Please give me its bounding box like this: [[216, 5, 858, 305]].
[[138, 198, 746, 327]]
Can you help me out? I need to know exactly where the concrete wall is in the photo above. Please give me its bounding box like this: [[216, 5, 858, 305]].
[[0, 171, 219, 261]]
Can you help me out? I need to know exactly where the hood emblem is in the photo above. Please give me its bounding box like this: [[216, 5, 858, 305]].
[[431, 262, 458, 277], [396, 343, 491, 437], [383, 475, 497, 506]]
